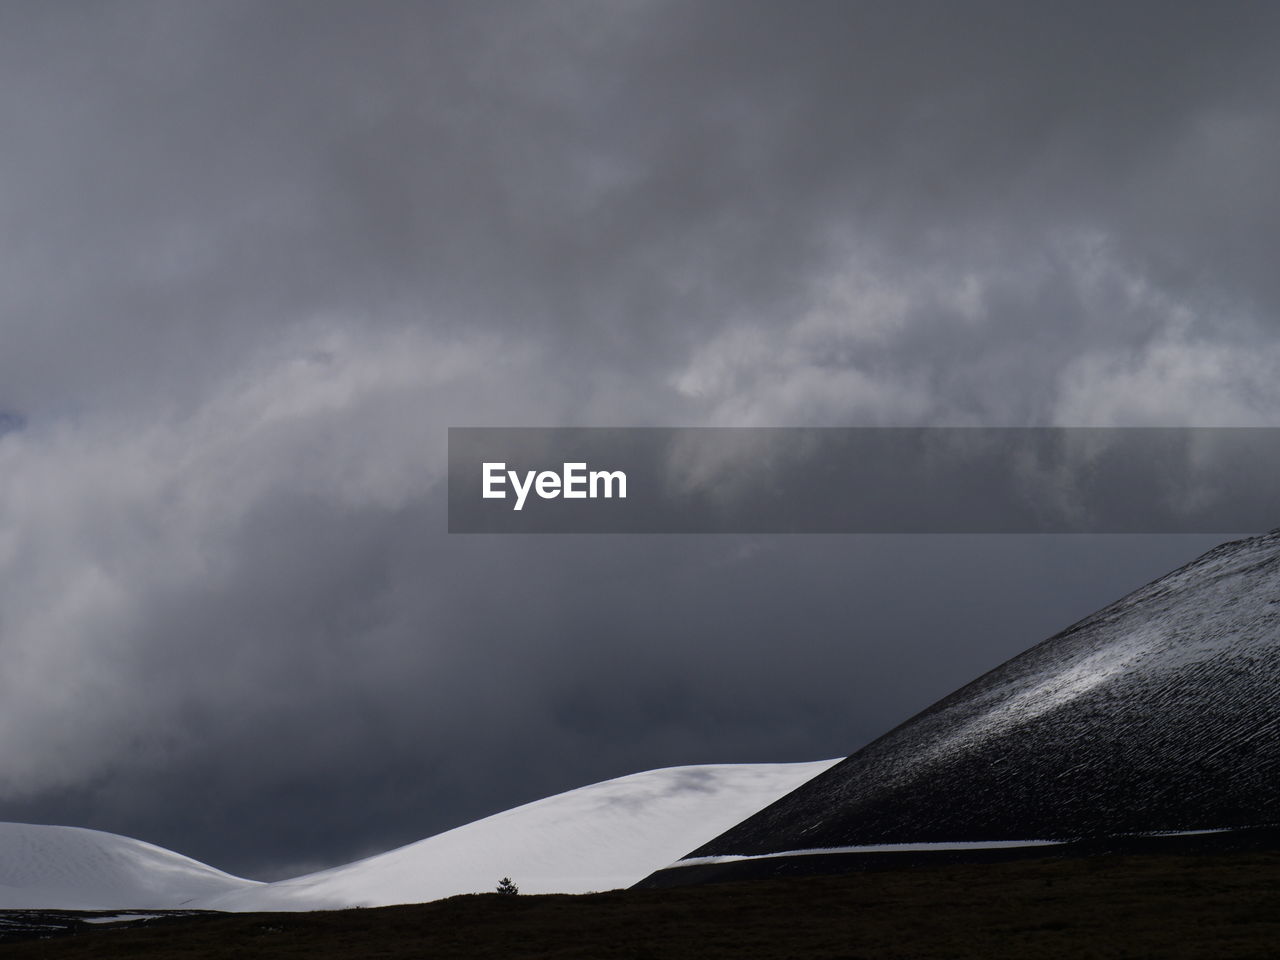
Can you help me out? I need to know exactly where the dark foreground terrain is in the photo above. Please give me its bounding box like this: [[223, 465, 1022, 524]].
[[4, 849, 1279, 959]]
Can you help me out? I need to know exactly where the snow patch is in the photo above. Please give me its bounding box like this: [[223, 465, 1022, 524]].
[[0, 823, 260, 910], [199, 760, 839, 911]]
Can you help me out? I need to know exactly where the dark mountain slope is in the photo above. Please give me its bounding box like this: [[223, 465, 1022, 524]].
[[644, 531, 1280, 886]]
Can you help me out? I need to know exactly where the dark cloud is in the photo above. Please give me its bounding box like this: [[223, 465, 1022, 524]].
[[0, 1, 1276, 877]]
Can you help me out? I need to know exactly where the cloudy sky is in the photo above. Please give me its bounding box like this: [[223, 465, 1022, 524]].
[[0, 0, 1276, 879]]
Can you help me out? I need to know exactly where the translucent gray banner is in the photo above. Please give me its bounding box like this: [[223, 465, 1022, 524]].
[[448, 428, 1280, 533]]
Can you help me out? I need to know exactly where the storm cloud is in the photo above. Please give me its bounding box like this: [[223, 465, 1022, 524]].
[[0, 1, 1275, 877]]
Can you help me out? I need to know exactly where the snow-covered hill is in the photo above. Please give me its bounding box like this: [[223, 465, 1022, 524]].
[[0, 822, 260, 910], [643, 531, 1280, 888], [0, 760, 835, 911], [202, 760, 837, 910]]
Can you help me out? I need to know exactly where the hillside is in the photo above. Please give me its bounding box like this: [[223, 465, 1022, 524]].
[[204, 760, 837, 910], [0, 761, 835, 911], [645, 531, 1280, 886], [0, 823, 259, 910]]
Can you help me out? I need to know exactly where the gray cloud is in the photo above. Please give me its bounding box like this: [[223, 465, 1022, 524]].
[[0, 1, 1276, 877]]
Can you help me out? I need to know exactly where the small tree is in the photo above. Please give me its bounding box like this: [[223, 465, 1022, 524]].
[[496, 877, 519, 895]]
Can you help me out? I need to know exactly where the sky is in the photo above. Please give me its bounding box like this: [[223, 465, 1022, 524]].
[[0, 0, 1277, 879]]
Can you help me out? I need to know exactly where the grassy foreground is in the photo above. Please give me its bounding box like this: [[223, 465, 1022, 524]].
[[7, 849, 1280, 959]]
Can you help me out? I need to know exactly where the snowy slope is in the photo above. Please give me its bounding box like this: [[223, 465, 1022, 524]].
[[200, 760, 837, 911], [644, 531, 1280, 887], [0, 822, 261, 910]]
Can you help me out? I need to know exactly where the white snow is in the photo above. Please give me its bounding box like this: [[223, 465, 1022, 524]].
[[80, 913, 157, 924], [0, 822, 261, 910], [665, 827, 1249, 869], [200, 760, 838, 911], [671, 838, 1069, 868], [0, 760, 836, 912]]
